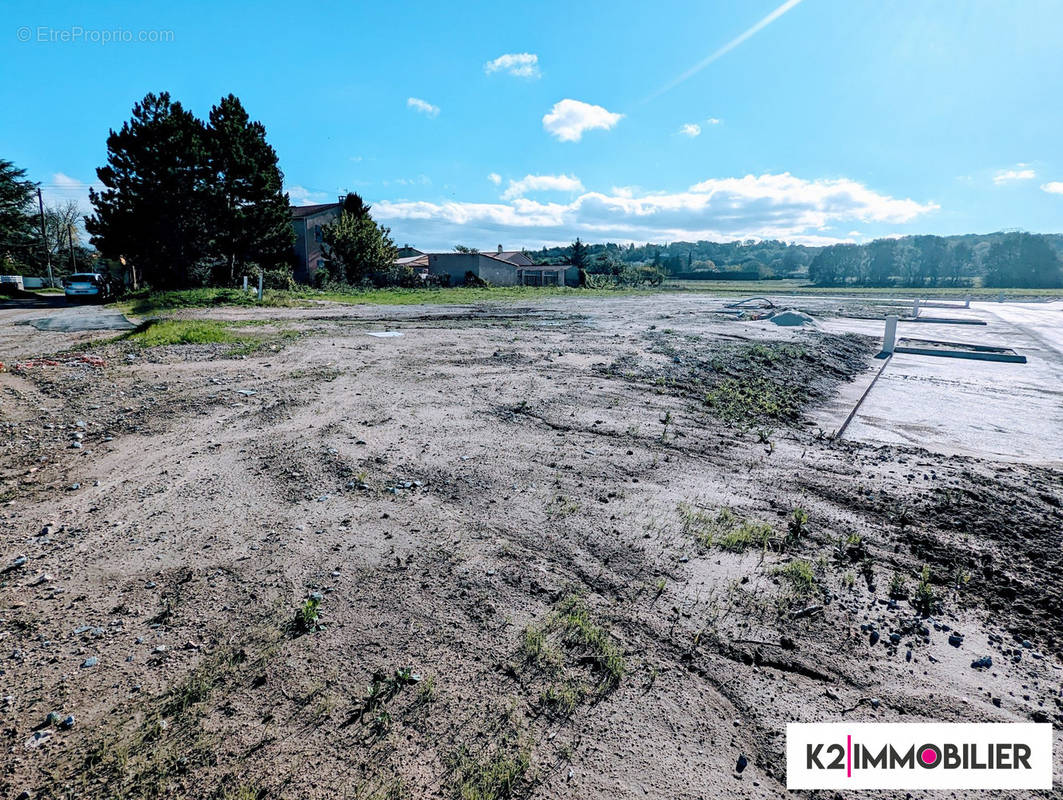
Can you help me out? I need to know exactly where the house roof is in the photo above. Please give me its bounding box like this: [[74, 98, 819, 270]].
[[426, 250, 535, 267], [290, 202, 342, 219], [395, 254, 429, 267]]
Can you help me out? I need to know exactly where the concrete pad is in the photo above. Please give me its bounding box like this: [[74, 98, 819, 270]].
[[818, 301, 1063, 465]]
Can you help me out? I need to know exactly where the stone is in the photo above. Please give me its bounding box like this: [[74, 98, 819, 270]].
[[59, 714, 75, 730], [82, 656, 98, 668], [736, 754, 748, 774]]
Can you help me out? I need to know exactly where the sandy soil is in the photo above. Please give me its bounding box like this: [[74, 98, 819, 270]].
[[1, 294, 1060, 800]]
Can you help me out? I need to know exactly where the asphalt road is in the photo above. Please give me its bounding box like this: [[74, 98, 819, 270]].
[[0, 294, 136, 362]]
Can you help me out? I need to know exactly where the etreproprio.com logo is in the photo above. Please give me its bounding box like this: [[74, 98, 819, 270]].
[[786, 723, 1053, 790]]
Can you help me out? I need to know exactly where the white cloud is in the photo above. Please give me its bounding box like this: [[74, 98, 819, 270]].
[[488, 173, 502, 185], [1040, 181, 1063, 195], [484, 52, 540, 79], [372, 171, 938, 249], [286, 185, 331, 206], [542, 99, 623, 142], [407, 97, 440, 117], [501, 173, 584, 200], [679, 123, 701, 138], [706, 117, 722, 125], [993, 165, 1036, 184]]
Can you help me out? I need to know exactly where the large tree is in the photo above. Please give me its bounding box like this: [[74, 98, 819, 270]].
[[206, 94, 294, 284], [0, 159, 37, 267], [86, 92, 209, 289], [321, 193, 397, 283]]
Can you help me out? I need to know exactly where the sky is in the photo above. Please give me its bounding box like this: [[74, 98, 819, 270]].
[[3, 0, 1063, 250]]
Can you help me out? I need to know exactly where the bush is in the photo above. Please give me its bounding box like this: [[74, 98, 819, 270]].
[[261, 266, 296, 291]]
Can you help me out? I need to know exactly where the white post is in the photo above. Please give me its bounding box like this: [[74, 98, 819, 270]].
[[882, 314, 898, 355], [242, 275, 248, 292], [964, 294, 971, 308], [257, 272, 263, 301], [998, 291, 1005, 304], [912, 298, 920, 318]]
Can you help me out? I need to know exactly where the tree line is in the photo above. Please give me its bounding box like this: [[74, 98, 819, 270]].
[[537, 232, 1063, 289]]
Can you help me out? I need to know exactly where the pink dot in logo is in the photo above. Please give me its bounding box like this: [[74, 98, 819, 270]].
[[919, 747, 936, 765]]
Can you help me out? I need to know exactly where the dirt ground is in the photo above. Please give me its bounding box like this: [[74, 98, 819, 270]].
[[1, 294, 1060, 800]]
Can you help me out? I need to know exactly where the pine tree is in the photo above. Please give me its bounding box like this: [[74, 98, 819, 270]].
[[86, 92, 209, 289], [570, 237, 587, 270], [206, 94, 295, 285], [0, 159, 38, 268], [342, 192, 371, 219]]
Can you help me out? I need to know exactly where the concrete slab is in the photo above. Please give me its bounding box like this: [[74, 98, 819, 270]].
[[817, 301, 1063, 465]]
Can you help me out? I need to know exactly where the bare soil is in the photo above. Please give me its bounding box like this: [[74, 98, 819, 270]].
[[1, 295, 1060, 800]]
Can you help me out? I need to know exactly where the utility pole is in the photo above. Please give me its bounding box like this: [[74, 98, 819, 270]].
[[68, 226, 77, 273], [37, 188, 54, 288]]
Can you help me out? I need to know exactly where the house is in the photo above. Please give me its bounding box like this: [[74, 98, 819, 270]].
[[290, 202, 342, 283], [418, 245, 567, 286]]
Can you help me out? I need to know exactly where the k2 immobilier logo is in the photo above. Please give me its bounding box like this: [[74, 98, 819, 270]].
[[787, 722, 1053, 790]]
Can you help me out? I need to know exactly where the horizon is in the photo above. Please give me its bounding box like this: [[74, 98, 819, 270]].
[[4, 0, 1063, 250]]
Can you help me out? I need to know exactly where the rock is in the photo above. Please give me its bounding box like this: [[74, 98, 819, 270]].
[[971, 656, 993, 669], [82, 656, 98, 668], [71, 441, 82, 449], [736, 754, 748, 774], [948, 633, 964, 648], [10, 555, 28, 569], [45, 711, 61, 726], [59, 714, 75, 730], [889, 633, 901, 644], [869, 630, 880, 646]]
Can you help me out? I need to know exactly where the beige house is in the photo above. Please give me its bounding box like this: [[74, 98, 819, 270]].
[[290, 202, 342, 283]]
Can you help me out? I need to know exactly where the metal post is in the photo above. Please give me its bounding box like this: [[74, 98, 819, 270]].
[[998, 291, 1004, 303], [912, 298, 920, 318], [37, 188, 54, 288], [882, 314, 898, 355], [257, 272, 263, 301], [243, 275, 248, 292], [964, 294, 971, 309]]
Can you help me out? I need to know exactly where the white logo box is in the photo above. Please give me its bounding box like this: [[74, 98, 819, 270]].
[[786, 722, 1053, 790]]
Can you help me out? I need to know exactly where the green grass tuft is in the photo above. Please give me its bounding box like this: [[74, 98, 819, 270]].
[[126, 319, 238, 347]]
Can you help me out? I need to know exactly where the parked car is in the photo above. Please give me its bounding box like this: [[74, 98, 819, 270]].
[[63, 273, 112, 303]]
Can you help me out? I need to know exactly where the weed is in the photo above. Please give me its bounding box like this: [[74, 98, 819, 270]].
[[775, 560, 818, 599], [552, 595, 625, 691], [787, 508, 809, 546], [357, 667, 422, 723], [888, 571, 908, 599], [293, 596, 322, 635], [912, 564, 937, 616], [417, 675, 437, 704]]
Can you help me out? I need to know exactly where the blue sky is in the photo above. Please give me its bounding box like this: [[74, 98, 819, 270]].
[[3, 0, 1062, 249]]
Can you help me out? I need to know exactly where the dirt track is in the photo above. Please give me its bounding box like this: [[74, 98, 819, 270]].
[[1, 295, 1060, 799]]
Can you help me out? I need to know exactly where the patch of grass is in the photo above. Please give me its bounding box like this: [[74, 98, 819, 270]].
[[540, 681, 585, 717], [704, 375, 805, 423], [125, 318, 238, 347], [451, 738, 532, 800], [679, 503, 776, 552], [118, 284, 653, 316], [775, 559, 818, 599], [552, 595, 625, 691]]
